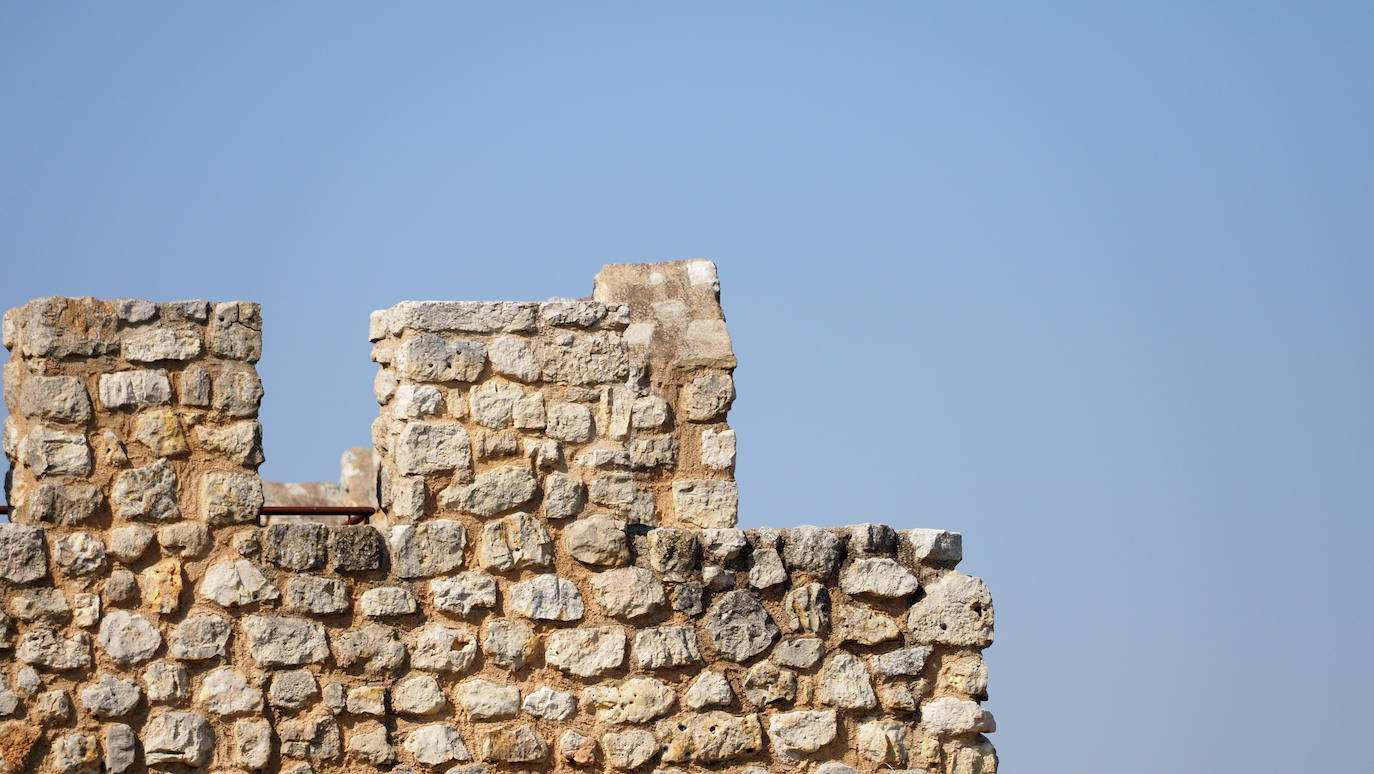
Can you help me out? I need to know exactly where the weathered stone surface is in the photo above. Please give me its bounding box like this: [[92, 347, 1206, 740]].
[[468, 381, 522, 428], [99, 610, 162, 665], [404, 724, 471, 766], [767, 709, 837, 757], [395, 422, 472, 475], [198, 667, 262, 716], [522, 686, 576, 721], [536, 330, 628, 385], [213, 368, 264, 416], [19, 375, 91, 423], [209, 301, 262, 360], [199, 560, 279, 607], [431, 572, 498, 617], [346, 720, 395, 765], [682, 372, 734, 421], [392, 674, 447, 715], [508, 574, 583, 621], [602, 729, 660, 769], [169, 612, 231, 660], [202, 471, 264, 525], [107, 525, 154, 563], [902, 528, 963, 564], [700, 427, 737, 469], [698, 527, 747, 563], [782, 527, 843, 579], [743, 660, 796, 706], [360, 586, 418, 617], [331, 623, 405, 673], [543, 472, 585, 519], [284, 574, 350, 615], [488, 335, 541, 381], [907, 572, 994, 647], [143, 711, 213, 766], [545, 627, 626, 678], [111, 459, 179, 521], [409, 622, 478, 673], [921, 697, 995, 736], [647, 528, 700, 581], [479, 724, 547, 763], [242, 616, 329, 666], [478, 512, 552, 571], [6, 588, 68, 622], [393, 333, 487, 383], [749, 548, 787, 589], [263, 524, 328, 570], [0, 524, 48, 584], [671, 479, 737, 528], [780, 582, 830, 634], [546, 402, 594, 442], [657, 712, 762, 764], [855, 718, 908, 765], [20, 425, 90, 476], [563, 515, 629, 566], [389, 520, 467, 578], [773, 637, 825, 668], [268, 669, 319, 711], [23, 483, 101, 526], [842, 557, 919, 598], [442, 465, 537, 517], [99, 370, 171, 409], [590, 567, 667, 619], [634, 626, 702, 669], [51, 731, 100, 774], [53, 532, 105, 576], [328, 526, 385, 572], [873, 645, 935, 677], [31, 690, 71, 723], [156, 522, 210, 557], [817, 652, 876, 709], [143, 661, 189, 704], [141, 557, 182, 614], [589, 472, 637, 511], [558, 729, 598, 766], [234, 717, 274, 769], [132, 408, 188, 457], [392, 384, 444, 418], [178, 364, 212, 406], [834, 604, 901, 645], [104, 723, 138, 774], [482, 618, 538, 670], [583, 677, 676, 724], [455, 678, 518, 719], [683, 671, 733, 710], [79, 674, 141, 718], [703, 590, 778, 662], [280, 714, 342, 760]]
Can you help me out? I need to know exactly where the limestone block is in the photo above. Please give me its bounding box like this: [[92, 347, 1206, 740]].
[[392, 674, 447, 716], [671, 479, 738, 528], [124, 326, 201, 362], [331, 624, 405, 674], [442, 465, 537, 517], [0, 524, 49, 584], [201, 471, 264, 524], [522, 686, 576, 721], [544, 627, 626, 678], [455, 678, 518, 719], [284, 575, 350, 615], [197, 667, 262, 716], [922, 697, 996, 736], [168, 613, 231, 660], [53, 532, 105, 576], [682, 372, 735, 421], [143, 662, 189, 704], [263, 524, 328, 570], [431, 572, 498, 617], [743, 660, 796, 706], [633, 626, 702, 670], [683, 671, 734, 710], [209, 301, 263, 361], [906, 572, 994, 647], [99, 370, 171, 409], [602, 729, 659, 769], [98, 610, 161, 665], [817, 652, 876, 709], [590, 567, 667, 620], [20, 425, 90, 476], [389, 520, 467, 578], [479, 724, 547, 763], [103, 723, 138, 774], [478, 512, 552, 571], [241, 615, 329, 666], [19, 375, 91, 423], [360, 586, 418, 617], [563, 515, 629, 566], [657, 712, 763, 764], [507, 574, 583, 621], [142, 711, 213, 766], [404, 724, 471, 766], [410, 623, 478, 673], [582, 677, 675, 724], [767, 709, 837, 757], [79, 674, 141, 719], [702, 590, 778, 662], [111, 460, 179, 521], [841, 557, 919, 598], [198, 560, 279, 607], [482, 618, 538, 670], [395, 422, 471, 475]]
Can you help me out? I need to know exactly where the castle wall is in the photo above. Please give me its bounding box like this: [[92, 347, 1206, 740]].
[[0, 262, 996, 774]]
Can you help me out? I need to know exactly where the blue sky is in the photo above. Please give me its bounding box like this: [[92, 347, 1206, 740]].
[[3, 3, 1371, 771]]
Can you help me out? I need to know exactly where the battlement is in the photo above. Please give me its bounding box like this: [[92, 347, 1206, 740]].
[[0, 261, 996, 774]]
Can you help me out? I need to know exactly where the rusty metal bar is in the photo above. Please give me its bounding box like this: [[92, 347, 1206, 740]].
[[0, 504, 373, 524]]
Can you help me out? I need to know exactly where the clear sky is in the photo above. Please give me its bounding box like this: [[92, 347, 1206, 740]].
[[3, 3, 1371, 771]]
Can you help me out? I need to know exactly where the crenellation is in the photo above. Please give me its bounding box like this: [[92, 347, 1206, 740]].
[[0, 260, 997, 774]]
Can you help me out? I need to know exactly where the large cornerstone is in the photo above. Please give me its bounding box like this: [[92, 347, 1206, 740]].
[[0, 261, 997, 774]]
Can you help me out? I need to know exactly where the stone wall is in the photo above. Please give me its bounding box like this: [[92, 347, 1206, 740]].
[[0, 261, 997, 774]]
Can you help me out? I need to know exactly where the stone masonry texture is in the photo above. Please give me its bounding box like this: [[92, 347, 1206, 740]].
[[0, 260, 996, 774]]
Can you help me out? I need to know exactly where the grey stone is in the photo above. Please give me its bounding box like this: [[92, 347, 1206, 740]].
[[124, 326, 202, 362], [346, 719, 394, 765], [772, 637, 825, 668], [242, 616, 329, 666], [18, 630, 91, 671], [19, 375, 92, 423], [767, 709, 837, 758], [488, 335, 541, 381], [536, 330, 628, 384], [33, 689, 73, 722], [409, 622, 478, 673], [856, 718, 908, 765], [389, 520, 467, 578], [683, 671, 734, 710], [906, 572, 994, 647], [782, 527, 843, 579], [156, 522, 210, 557], [630, 395, 670, 429], [671, 479, 738, 528], [328, 526, 385, 571], [513, 393, 547, 429], [103, 723, 137, 774], [403, 724, 471, 766], [381, 301, 539, 336], [178, 364, 211, 406], [233, 717, 274, 769], [395, 422, 472, 475], [280, 714, 342, 760], [545, 402, 593, 442], [143, 662, 189, 703], [142, 711, 214, 766], [558, 729, 598, 766], [834, 604, 901, 645], [198, 560, 279, 607], [545, 626, 626, 678], [703, 590, 778, 662], [700, 428, 736, 469], [602, 729, 659, 769], [392, 384, 444, 418], [654, 711, 762, 764], [780, 582, 830, 633], [197, 667, 262, 716], [482, 618, 537, 670], [268, 669, 319, 710], [360, 586, 417, 617], [0, 524, 48, 584], [748, 548, 787, 589], [744, 661, 796, 706], [392, 674, 447, 715], [589, 472, 636, 511], [20, 425, 90, 476], [79, 674, 141, 718], [209, 301, 262, 361], [872, 645, 935, 677], [847, 523, 898, 555], [920, 697, 995, 736], [111, 459, 180, 521], [107, 526, 154, 563], [681, 372, 734, 421], [902, 528, 963, 564], [630, 436, 677, 469], [590, 567, 667, 620], [647, 528, 700, 581], [454, 678, 517, 719], [104, 569, 139, 607], [212, 368, 263, 416], [195, 420, 263, 464], [542, 472, 585, 519], [634, 626, 702, 670], [393, 334, 487, 383], [431, 571, 498, 617], [99, 370, 171, 409], [818, 652, 876, 709], [201, 471, 264, 524], [508, 574, 583, 621], [442, 465, 537, 517], [538, 299, 608, 327], [522, 686, 575, 721], [7, 588, 69, 622], [113, 297, 157, 323], [468, 381, 522, 428], [842, 557, 919, 598], [477, 512, 551, 571], [564, 516, 629, 566], [169, 613, 231, 660], [99, 611, 161, 665], [51, 731, 100, 774], [53, 532, 105, 576], [24, 483, 101, 526], [582, 677, 675, 724], [330, 624, 405, 674]]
